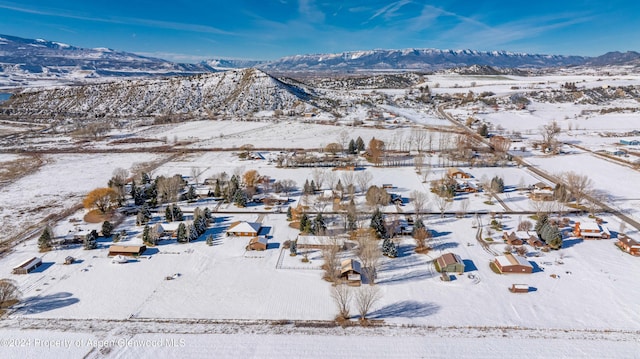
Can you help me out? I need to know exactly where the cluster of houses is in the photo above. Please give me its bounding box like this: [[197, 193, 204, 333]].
[[447, 168, 481, 193], [502, 231, 545, 248]]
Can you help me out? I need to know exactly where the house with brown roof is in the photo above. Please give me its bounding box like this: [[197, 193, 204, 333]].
[[616, 235, 640, 256], [503, 231, 537, 246], [447, 168, 471, 179], [434, 253, 465, 273], [493, 253, 533, 274], [108, 244, 147, 257]]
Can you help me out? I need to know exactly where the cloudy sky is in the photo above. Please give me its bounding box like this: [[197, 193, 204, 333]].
[[1, 0, 638, 62]]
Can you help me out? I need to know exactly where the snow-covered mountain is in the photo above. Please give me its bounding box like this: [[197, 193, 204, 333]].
[[0, 34, 216, 88], [1, 68, 317, 119], [258, 48, 588, 72], [203, 58, 268, 70]]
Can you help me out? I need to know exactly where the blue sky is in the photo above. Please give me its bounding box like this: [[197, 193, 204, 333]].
[[1, 1, 638, 62]]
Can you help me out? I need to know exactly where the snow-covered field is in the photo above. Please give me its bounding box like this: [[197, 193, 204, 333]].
[[2, 69, 640, 357]]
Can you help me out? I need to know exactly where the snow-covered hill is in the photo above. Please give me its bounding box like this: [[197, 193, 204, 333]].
[[1, 68, 318, 119]]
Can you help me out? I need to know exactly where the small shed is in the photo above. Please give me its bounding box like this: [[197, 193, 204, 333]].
[[509, 284, 530, 293], [12, 257, 42, 274], [493, 253, 533, 274], [247, 237, 268, 251], [434, 253, 465, 273], [616, 236, 640, 256], [340, 259, 362, 285], [108, 244, 147, 257]]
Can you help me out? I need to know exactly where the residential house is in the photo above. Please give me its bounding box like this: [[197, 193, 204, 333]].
[[493, 253, 533, 274], [108, 245, 147, 257], [447, 168, 471, 179], [530, 182, 554, 201], [226, 221, 262, 237], [503, 231, 536, 246], [574, 221, 610, 240]]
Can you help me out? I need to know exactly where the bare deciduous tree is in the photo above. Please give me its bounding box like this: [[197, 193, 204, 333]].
[[562, 171, 593, 205], [356, 171, 373, 194], [434, 194, 452, 218], [541, 120, 561, 152], [276, 179, 296, 199], [410, 190, 427, 217], [410, 128, 428, 153], [337, 130, 350, 153], [356, 234, 382, 284], [365, 185, 390, 208], [157, 175, 185, 203], [355, 285, 382, 321], [311, 168, 326, 191], [459, 197, 470, 216], [0, 279, 21, 309], [325, 171, 338, 191], [190, 167, 203, 185], [322, 236, 341, 283], [331, 284, 352, 320]]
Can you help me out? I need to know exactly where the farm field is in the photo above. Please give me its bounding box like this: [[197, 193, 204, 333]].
[[1, 71, 640, 358]]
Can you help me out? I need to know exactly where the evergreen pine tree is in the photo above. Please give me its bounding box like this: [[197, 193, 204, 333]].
[[412, 218, 425, 237], [348, 139, 357, 154], [535, 214, 549, 237], [130, 179, 138, 201], [187, 222, 198, 242], [165, 204, 173, 222], [370, 208, 388, 239], [346, 210, 357, 231], [289, 240, 297, 256], [303, 179, 312, 195], [176, 223, 188, 243], [313, 213, 326, 235], [233, 189, 247, 207], [300, 214, 310, 233], [187, 185, 196, 201], [38, 226, 53, 252], [173, 205, 184, 221], [355, 136, 365, 152], [102, 221, 113, 237], [142, 224, 151, 245], [382, 237, 397, 257], [83, 230, 98, 250], [286, 206, 293, 221], [310, 180, 316, 193]]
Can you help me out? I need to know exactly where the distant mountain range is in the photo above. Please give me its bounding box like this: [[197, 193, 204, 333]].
[[2, 33, 640, 89], [0, 34, 216, 88]]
